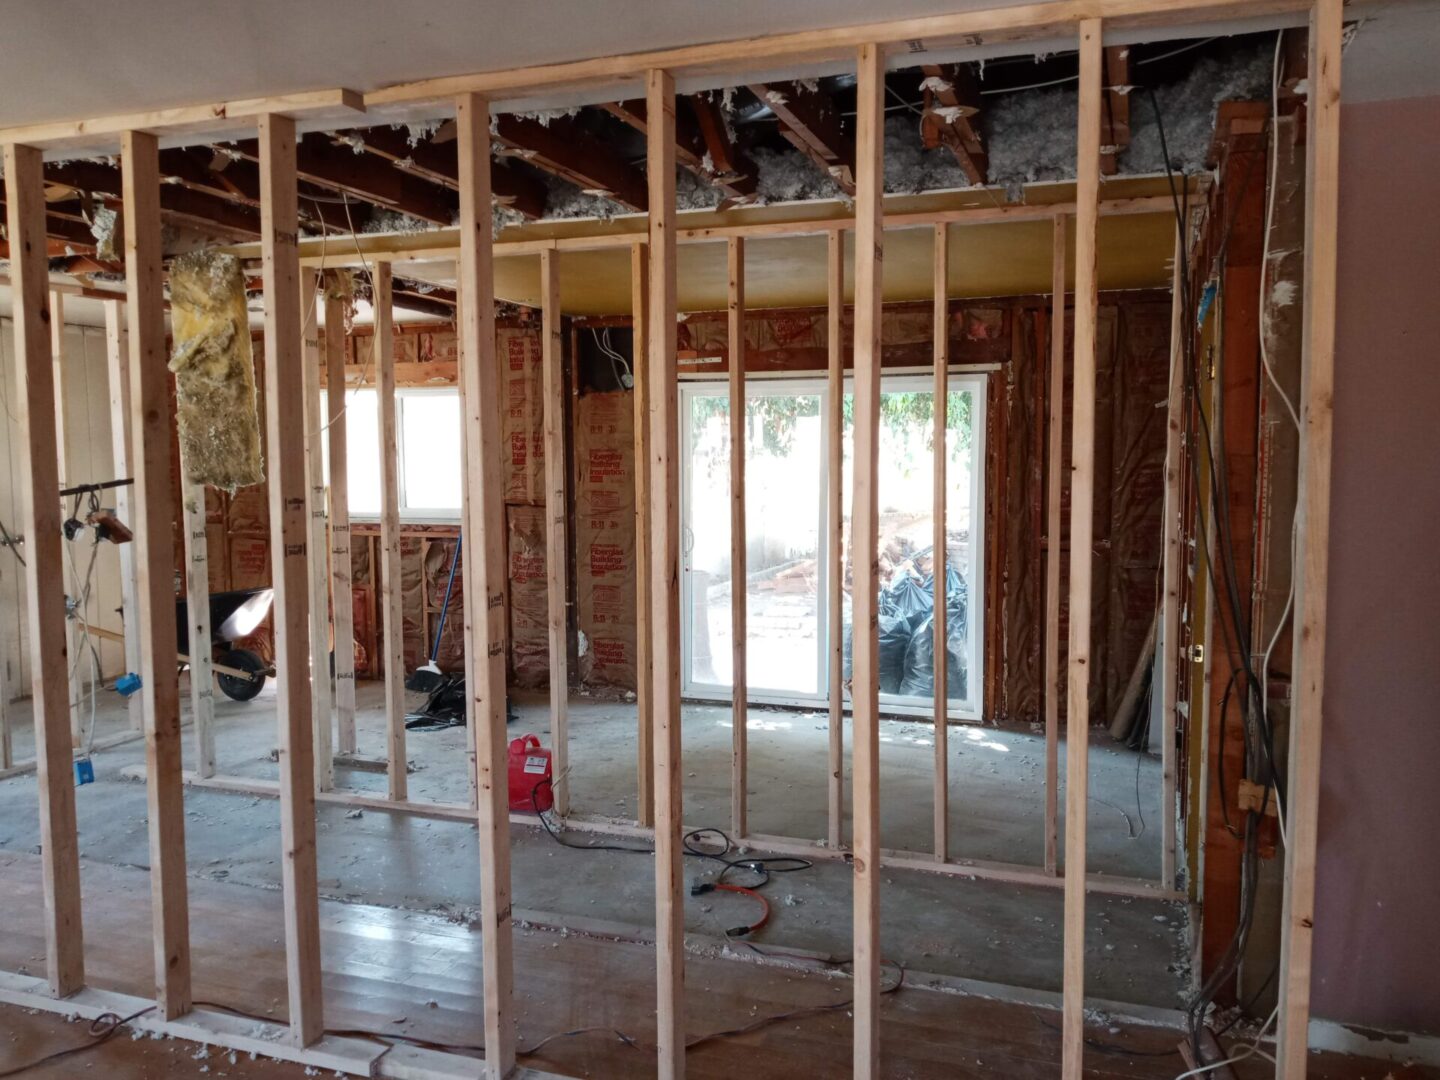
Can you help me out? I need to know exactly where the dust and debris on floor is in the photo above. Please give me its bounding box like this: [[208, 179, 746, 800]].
[[0, 678, 1191, 1012]]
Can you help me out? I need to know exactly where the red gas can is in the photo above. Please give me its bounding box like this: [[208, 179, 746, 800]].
[[508, 734, 553, 813]]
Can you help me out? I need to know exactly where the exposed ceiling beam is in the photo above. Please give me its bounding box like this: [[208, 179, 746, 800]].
[[747, 80, 856, 195], [1101, 46, 1132, 176], [686, 96, 758, 203], [336, 126, 547, 219], [491, 114, 648, 212], [44, 160, 261, 240], [600, 98, 757, 202], [394, 278, 457, 317], [215, 134, 459, 226], [0, 200, 99, 253], [919, 64, 988, 187]]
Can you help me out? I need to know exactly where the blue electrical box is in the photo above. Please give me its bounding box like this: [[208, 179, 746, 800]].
[[74, 758, 94, 786], [115, 672, 142, 697]]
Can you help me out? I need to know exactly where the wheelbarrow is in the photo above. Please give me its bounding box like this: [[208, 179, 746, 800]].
[[88, 587, 278, 702]]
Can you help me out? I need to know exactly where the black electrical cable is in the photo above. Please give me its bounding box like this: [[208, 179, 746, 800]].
[[1147, 82, 1287, 1068], [0, 1006, 156, 1078], [529, 779, 813, 890], [530, 781, 655, 854]]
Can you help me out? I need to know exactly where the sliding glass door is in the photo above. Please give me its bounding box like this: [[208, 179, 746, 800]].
[[681, 380, 827, 699], [680, 371, 986, 719]]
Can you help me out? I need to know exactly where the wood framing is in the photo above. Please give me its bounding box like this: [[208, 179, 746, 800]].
[[258, 112, 325, 1047], [363, 0, 1332, 108], [727, 235, 748, 839], [1159, 230, 1184, 888], [541, 248, 570, 816], [324, 283, 357, 755], [0, 88, 364, 152], [1061, 22, 1103, 1078], [3, 141, 86, 998], [104, 298, 143, 733], [301, 271, 334, 793], [123, 129, 193, 1020], [825, 228, 845, 854], [1044, 213, 1067, 876], [851, 42, 885, 1080], [374, 262, 408, 802], [646, 67, 685, 1080], [456, 89, 517, 1080], [240, 194, 1180, 269], [932, 223, 950, 862], [51, 290, 83, 748], [631, 241, 654, 828], [0, 3, 1350, 1073], [1277, 0, 1342, 1072], [180, 461, 216, 779]]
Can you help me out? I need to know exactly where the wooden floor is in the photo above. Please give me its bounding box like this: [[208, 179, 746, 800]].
[[0, 851, 1425, 1079]]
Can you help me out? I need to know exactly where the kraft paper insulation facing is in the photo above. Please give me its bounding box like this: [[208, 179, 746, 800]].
[[167, 251, 264, 492], [574, 390, 639, 689], [190, 303, 1167, 718]]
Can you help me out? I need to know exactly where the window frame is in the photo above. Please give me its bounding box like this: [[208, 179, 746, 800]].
[[678, 367, 988, 721], [321, 384, 466, 524]]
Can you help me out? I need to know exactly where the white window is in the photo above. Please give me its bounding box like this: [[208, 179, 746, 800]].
[[320, 387, 464, 521]]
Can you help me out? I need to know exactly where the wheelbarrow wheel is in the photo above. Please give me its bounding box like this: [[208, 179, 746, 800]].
[[217, 648, 267, 702]]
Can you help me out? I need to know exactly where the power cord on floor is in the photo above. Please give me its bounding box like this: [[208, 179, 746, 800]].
[[530, 778, 812, 939], [0, 1006, 155, 1078]]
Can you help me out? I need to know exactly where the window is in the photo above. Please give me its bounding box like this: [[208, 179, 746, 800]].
[[680, 371, 987, 719], [320, 387, 464, 520]]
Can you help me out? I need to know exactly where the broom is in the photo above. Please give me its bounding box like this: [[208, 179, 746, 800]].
[[406, 530, 460, 694]]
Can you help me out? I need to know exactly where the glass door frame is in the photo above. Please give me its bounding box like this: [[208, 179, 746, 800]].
[[678, 367, 988, 721], [679, 375, 830, 705]]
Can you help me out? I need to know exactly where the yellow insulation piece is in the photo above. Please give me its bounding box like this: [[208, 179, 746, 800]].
[[168, 251, 264, 492]]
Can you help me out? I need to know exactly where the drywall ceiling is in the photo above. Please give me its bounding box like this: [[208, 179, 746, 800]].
[[5, 0, 1422, 135]]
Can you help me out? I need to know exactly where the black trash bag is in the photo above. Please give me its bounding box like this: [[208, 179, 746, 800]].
[[945, 564, 968, 639], [882, 572, 932, 630], [877, 611, 909, 694], [841, 610, 911, 694], [898, 615, 937, 697], [898, 602, 970, 700]]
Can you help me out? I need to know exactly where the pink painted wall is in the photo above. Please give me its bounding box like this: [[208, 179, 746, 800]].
[[1312, 95, 1440, 1036]]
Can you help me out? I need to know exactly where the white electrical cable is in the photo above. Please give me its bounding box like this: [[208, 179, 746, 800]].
[[1259, 32, 1302, 432], [63, 528, 104, 755], [1172, 1004, 1280, 1079], [310, 192, 385, 438], [1256, 31, 1300, 849]]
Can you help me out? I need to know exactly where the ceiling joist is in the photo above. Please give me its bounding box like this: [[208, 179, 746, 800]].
[[747, 80, 856, 195], [919, 64, 988, 187]]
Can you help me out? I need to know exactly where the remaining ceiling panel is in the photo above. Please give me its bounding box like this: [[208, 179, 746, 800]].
[[1, 0, 1381, 133]]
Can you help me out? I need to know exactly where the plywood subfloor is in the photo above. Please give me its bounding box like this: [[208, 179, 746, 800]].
[[0, 851, 1425, 1079]]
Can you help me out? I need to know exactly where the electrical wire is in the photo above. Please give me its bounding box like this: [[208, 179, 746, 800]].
[[310, 192, 381, 438], [1254, 30, 1301, 852], [590, 327, 633, 389], [1172, 1004, 1279, 1079], [1146, 80, 1288, 1069], [1135, 37, 1222, 67], [0, 517, 24, 566], [0, 1006, 155, 1078], [62, 506, 105, 755], [530, 780, 809, 939]]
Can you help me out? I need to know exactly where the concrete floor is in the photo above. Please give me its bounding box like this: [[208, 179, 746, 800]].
[[0, 677, 1190, 1011]]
